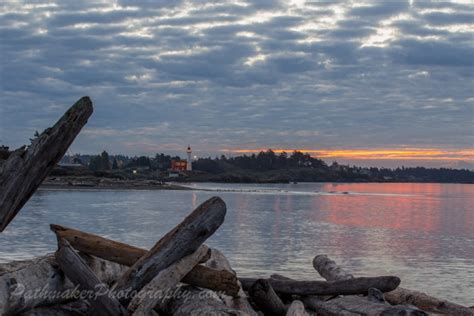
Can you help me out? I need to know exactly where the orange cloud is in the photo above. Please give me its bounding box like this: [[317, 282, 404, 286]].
[[220, 148, 474, 161]]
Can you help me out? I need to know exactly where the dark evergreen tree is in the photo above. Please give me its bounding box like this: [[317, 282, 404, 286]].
[[101, 151, 111, 170], [112, 158, 119, 170], [88, 155, 102, 171]]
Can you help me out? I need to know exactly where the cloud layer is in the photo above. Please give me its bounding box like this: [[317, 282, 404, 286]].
[[0, 0, 473, 167]]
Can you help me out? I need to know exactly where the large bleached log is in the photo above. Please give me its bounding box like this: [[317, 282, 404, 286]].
[[313, 255, 354, 282], [0, 254, 126, 315], [50, 224, 240, 296], [314, 254, 473, 315], [55, 239, 127, 316], [239, 276, 400, 296], [286, 300, 309, 316], [249, 279, 287, 316], [384, 287, 474, 315], [205, 248, 258, 315], [0, 97, 93, 232], [303, 288, 428, 316], [128, 245, 209, 316], [113, 197, 226, 305]]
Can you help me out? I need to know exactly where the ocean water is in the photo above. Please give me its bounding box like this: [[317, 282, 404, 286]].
[[1, 182, 473, 306]]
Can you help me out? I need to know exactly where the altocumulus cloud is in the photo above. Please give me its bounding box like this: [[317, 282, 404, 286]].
[[0, 0, 473, 166]]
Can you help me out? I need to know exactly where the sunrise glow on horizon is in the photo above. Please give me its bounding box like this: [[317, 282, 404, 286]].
[[221, 148, 474, 162]]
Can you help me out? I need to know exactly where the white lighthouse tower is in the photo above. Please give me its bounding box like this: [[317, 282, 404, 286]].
[[186, 146, 192, 171]]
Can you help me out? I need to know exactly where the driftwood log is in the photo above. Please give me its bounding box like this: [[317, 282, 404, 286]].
[[303, 288, 427, 316], [0, 254, 126, 315], [205, 248, 258, 315], [270, 274, 293, 281], [314, 254, 473, 315], [385, 287, 474, 316], [313, 255, 354, 282], [286, 300, 309, 316], [249, 279, 287, 316], [269, 273, 299, 303], [156, 285, 242, 316], [50, 224, 144, 266], [185, 265, 240, 297], [55, 239, 127, 316], [128, 245, 209, 316], [50, 224, 240, 296], [18, 300, 90, 316], [0, 97, 93, 232], [113, 196, 226, 305], [312, 254, 356, 301], [240, 276, 400, 296]]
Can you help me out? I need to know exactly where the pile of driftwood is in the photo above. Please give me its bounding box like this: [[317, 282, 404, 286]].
[[1, 97, 473, 315]]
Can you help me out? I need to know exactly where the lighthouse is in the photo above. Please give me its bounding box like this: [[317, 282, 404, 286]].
[[186, 146, 192, 171]]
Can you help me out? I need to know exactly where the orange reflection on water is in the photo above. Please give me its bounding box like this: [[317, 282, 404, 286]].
[[316, 183, 442, 233], [325, 182, 446, 195], [273, 195, 281, 239]]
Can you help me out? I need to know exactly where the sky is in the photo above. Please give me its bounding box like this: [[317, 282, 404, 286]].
[[0, 0, 473, 168]]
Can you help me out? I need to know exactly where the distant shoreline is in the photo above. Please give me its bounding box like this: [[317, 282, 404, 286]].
[[40, 180, 192, 191], [40, 178, 473, 192]]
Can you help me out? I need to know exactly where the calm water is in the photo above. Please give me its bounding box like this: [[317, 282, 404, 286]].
[[1, 183, 473, 305]]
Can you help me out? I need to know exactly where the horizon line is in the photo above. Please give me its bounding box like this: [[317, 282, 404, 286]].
[[219, 148, 474, 162]]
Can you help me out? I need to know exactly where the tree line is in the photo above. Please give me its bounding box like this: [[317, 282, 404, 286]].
[[65, 149, 474, 183], [83, 151, 182, 171], [193, 150, 327, 172], [82, 150, 327, 172]]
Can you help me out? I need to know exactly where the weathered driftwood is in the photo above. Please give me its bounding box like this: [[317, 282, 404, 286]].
[[314, 254, 473, 315], [286, 300, 309, 316], [303, 288, 428, 316], [19, 301, 159, 316], [270, 273, 293, 281], [50, 223, 240, 296], [205, 248, 258, 315], [128, 245, 209, 316], [385, 287, 474, 316], [269, 273, 300, 303], [0, 254, 126, 315], [249, 279, 287, 316], [18, 300, 90, 316], [0, 97, 93, 232], [313, 255, 354, 282], [239, 276, 400, 296], [185, 265, 240, 297], [312, 254, 357, 301], [50, 224, 145, 266], [113, 196, 226, 305], [18, 301, 89, 316], [156, 285, 243, 316], [205, 248, 234, 272], [55, 240, 127, 316]]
